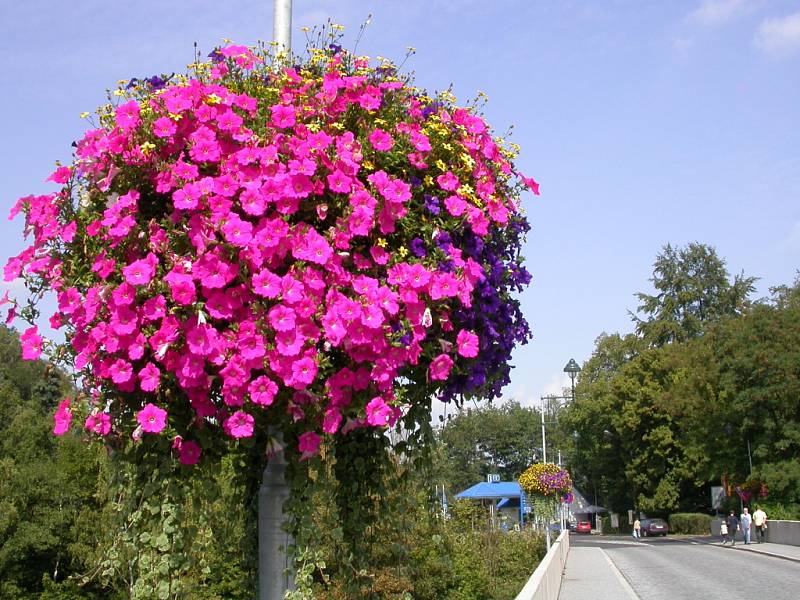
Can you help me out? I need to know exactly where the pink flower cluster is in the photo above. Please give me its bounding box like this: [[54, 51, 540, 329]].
[[6, 43, 536, 462]]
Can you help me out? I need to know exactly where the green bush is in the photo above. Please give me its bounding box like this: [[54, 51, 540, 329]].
[[668, 513, 713, 534], [755, 502, 800, 521]]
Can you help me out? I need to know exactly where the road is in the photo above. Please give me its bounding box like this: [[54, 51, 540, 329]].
[[569, 536, 800, 600]]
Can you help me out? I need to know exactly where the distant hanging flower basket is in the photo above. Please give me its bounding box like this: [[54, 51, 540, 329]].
[[519, 462, 572, 523], [5, 38, 537, 465]]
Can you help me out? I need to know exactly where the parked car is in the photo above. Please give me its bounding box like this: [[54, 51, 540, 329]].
[[575, 521, 592, 534], [640, 518, 669, 537]]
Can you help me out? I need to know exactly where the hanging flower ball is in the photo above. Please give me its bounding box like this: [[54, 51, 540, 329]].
[[518, 462, 572, 497], [5, 40, 537, 463]]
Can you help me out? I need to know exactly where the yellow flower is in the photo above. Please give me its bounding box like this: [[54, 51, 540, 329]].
[[79, 112, 91, 119], [435, 159, 447, 172], [376, 238, 387, 248], [140, 142, 156, 154], [457, 184, 474, 196], [397, 246, 408, 258], [423, 176, 434, 186], [362, 160, 374, 170], [112, 89, 125, 97], [205, 93, 222, 105]]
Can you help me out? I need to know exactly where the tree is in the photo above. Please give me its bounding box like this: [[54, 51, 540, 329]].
[[437, 401, 542, 493], [633, 243, 756, 346]]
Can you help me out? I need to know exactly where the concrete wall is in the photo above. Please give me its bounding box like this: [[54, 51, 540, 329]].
[[711, 519, 800, 545], [514, 530, 570, 600]]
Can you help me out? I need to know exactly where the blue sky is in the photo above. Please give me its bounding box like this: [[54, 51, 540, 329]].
[[1, 0, 798, 410]]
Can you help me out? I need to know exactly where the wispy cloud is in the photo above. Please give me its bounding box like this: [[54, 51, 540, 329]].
[[688, 0, 755, 25], [754, 11, 800, 56]]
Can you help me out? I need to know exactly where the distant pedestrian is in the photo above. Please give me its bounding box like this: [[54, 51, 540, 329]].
[[726, 510, 740, 546], [633, 519, 641, 539], [720, 519, 729, 544], [753, 506, 768, 543], [740, 507, 752, 544]]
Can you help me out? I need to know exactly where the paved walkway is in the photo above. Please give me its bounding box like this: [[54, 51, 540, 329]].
[[558, 537, 800, 600], [704, 538, 800, 562], [558, 546, 638, 600]]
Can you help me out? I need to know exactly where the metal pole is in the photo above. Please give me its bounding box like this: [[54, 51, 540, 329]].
[[259, 439, 294, 599], [258, 8, 294, 597], [747, 439, 753, 474], [273, 0, 292, 55], [541, 398, 547, 464]]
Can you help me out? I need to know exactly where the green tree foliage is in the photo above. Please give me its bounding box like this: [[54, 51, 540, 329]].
[[633, 242, 756, 346], [437, 401, 542, 493], [564, 246, 800, 517], [0, 326, 112, 599]]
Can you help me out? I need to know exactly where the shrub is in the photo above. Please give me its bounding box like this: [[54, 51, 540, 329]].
[[668, 512, 712, 534]]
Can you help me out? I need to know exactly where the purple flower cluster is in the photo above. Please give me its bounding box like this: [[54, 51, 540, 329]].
[[439, 218, 532, 402]]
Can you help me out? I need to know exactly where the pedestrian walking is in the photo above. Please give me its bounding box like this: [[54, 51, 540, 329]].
[[720, 519, 729, 544], [740, 507, 752, 544], [753, 506, 768, 543], [633, 518, 641, 539], [726, 510, 740, 546]]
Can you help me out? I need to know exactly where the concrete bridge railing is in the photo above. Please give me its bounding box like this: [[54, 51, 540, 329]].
[[514, 530, 570, 600], [711, 518, 800, 545]]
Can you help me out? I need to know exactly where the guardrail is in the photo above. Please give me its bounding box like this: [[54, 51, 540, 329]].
[[514, 530, 570, 600], [711, 519, 800, 546]]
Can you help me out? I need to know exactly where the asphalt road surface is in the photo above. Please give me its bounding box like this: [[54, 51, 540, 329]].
[[570, 536, 800, 600]]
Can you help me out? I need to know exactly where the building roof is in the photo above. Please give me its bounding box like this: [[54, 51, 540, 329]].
[[455, 481, 523, 500]]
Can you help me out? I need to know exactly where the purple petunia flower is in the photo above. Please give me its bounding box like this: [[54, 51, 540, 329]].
[[409, 238, 427, 258]]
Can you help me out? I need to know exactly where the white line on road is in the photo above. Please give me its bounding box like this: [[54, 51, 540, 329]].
[[600, 549, 642, 600]]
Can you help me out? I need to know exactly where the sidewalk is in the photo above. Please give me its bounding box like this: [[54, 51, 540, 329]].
[[705, 538, 800, 563], [558, 546, 638, 600]]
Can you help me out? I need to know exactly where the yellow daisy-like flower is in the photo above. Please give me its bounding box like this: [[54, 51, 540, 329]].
[[139, 142, 156, 155], [376, 238, 387, 248], [434, 159, 447, 172], [205, 93, 222, 105], [397, 246, 408, 258]]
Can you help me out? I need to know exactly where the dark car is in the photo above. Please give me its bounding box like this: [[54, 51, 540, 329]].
[[640, 518, 669, 537], [575, 521, 592, 534]]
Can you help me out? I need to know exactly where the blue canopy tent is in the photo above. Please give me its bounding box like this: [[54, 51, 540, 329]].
[[455, 481, 528, 525]]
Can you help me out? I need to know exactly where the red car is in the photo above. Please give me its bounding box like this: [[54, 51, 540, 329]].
[[575, 521, 592, 534]]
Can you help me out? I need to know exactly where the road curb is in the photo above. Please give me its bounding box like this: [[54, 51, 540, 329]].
[[699, 539, 800, 564]]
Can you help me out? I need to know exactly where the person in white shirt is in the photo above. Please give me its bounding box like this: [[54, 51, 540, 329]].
[[740, 507, 752, 544], [752, 506, 768, 543]]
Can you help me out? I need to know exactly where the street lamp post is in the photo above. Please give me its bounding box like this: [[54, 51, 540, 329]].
[[564, 358, 581, 401], [538, 359, 582, 550]]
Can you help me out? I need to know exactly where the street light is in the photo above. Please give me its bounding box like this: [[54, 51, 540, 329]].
[[563, 358, 581, 400]]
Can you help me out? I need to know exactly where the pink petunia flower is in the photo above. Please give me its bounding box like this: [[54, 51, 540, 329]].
[[271, 105, 296, 128], [137, 403, 168, 434], [20, 326, 43, 360], [428, 353, 454, 381], [298, 431, 321, 457], [249, 375, 278, 406], [268, 304, 296, 332], [436, 171, 460, 191], [224, 411, 255, 438], [138, 363, 161, 392], [368, 128, 394, 151], [178, 440, 202, 465], [122, 253, 157, 286], [53, 398, 72, 436], [85, 412, 112, 436], [456, 329, 480, 358], [365, 396, 393, 427]]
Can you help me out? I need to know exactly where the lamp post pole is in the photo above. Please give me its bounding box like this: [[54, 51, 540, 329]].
[[259, 7, 295, 598], [273, 0, 292, 55]]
